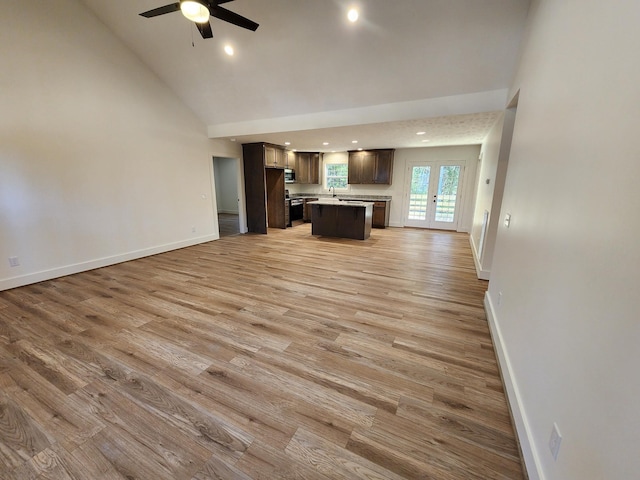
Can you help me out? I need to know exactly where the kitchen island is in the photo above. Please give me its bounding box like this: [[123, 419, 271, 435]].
[[308, 199, 373, 240]]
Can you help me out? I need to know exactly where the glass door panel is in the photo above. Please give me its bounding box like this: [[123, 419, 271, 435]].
[[407, 166, 431, 222], [434, 165, 461, 223]]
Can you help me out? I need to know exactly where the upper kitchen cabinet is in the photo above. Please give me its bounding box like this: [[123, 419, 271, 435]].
[[263, 143, 287, 168], [293, 152, 322, 184], [286, 151, 297, 170], [348, 149, 395, 185]]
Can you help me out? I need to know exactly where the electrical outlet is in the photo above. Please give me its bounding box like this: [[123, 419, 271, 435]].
[[549, 423, 562, 461], [8, 256, 20, 267], [192, 226, 196, 233]]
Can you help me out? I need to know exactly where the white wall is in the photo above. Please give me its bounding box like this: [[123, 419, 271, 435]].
[[0, 0, 240, 291], [486, 1, 640, 479], [213, 157, 240, 214], [471, 116, 503, 277], [287, 145, 480, 230], [471, 108, 517, 280]]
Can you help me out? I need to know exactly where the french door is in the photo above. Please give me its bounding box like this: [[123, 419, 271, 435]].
[[404, 161, 465, 230]]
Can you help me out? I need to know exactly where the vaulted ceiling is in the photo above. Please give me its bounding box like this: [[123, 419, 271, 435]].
[[79, 0, 530, 151]]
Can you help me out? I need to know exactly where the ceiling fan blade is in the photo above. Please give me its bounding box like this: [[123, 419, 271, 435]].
[[197, 21, 214, 39], [139, 3, 181, 18], [210, 5, 259, 31]]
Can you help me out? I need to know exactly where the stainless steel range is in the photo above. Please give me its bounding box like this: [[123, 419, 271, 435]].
[[290, 197, 304, 222]]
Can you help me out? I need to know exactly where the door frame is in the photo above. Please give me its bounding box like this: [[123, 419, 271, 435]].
[[211, 156, 248, 235]]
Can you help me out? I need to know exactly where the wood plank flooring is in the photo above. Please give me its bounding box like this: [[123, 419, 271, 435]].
[[218, 214, 241, 237], [0, 225, 525, 479]]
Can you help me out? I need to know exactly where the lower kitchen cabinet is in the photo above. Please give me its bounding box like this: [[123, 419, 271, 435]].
[[372, 201, 387, 228], [285, 199, 291, 227], [303, 198, 318, 222]]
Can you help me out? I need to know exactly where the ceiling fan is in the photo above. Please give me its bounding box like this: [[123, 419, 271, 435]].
[[139, 0, 259, 39]]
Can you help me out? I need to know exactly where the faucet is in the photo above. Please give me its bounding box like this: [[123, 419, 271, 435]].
[[330, 186, 337, 197]]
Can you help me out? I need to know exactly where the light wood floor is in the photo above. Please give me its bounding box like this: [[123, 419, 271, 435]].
[[0, 225, 524, 479], [218, 213, 240, 237]]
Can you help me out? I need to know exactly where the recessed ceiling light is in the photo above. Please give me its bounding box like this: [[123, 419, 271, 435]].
[[347, 8, 359, 23], [224, 45, 234, 56], [422, 139, 431, 143], [357, 148, 363, 151], [230, 138, 236, 142], [416, 131, 426, 135], [352, 140, 358, 144], [323, 142, 329, 146], [284, 142, 291, 146], [292, 149, 297, 152]]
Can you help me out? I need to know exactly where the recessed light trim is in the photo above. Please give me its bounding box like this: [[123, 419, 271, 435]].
[[347, 8, 359, 23], [416, 131, 426, 135], [352, 140, 358, 144], [224, 45, 234, 56], [284, 142, 291, 146], [422, 139, 431, 143], [323, 142, 329, 146]]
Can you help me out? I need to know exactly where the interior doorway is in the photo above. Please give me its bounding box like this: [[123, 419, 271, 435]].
[[403, 160, 465, 230], [213, 156, 242, 237]]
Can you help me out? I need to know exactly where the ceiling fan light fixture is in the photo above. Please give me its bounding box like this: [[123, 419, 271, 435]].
[[180, 1, 210, 23]]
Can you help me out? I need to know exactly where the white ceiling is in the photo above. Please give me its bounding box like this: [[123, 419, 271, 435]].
[[79, 0, 530, 150]]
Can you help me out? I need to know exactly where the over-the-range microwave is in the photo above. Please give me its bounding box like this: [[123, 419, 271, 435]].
[[285, 168, 296, 183]]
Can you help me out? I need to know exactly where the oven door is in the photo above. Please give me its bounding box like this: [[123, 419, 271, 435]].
[[290, 198, 304, 221]]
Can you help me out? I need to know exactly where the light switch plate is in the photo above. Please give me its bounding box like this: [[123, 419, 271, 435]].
[[549, 423, 562, 460]]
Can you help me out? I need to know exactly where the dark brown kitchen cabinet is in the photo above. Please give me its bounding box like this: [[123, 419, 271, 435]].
[[303, 198, 318, 222], [348, 149, 394, 185], [286, 151, 297, 169], [264, 144, 286, 167], [372, 201, 387, 228], [242, 142, 286, 234], [294, 152, 321, 184]]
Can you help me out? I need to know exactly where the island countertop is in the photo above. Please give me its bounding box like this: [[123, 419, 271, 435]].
[[307, 198, 374, 207]]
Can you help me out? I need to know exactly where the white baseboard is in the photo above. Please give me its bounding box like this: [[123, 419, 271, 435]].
[[470, 235, 491, 280], [484, 292, 544, 480], [0, 234, 219, 292]]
